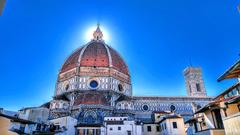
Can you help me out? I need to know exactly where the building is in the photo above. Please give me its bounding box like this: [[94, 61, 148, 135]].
[[0, 107, 61, 134], [0, 109, 39, 134], [216, 60, 240, 134], [0, 109, 18, 135], [5, 25, 213, 135], [184, 67, 207, 97], [142, 111, 169, 135], [142, 122, 160, 135], [50, 116, 77, 135], [104, 117, 142, 135], [159, 114, 186, 135], [189, 102, 225, 135], [18, 107, 49, 123], [186, 59, 240, 135], [153, 111, 171, 123], [142, 111, 186, 135]]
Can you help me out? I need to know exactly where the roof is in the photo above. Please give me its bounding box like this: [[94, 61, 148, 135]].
[[217, 59, 240, 82], [133, 96, 213, 101], [53, 94, 70, 101], [0, 113, 36, 124], [60, 40, 129, 75], [140, 118, 154, 124], [40, 102, 51, 108], [49, 115, 76, 120], [115, 94, 132, 102], [185, 116, 203, 124], [164, 114, 181, 119], [1, 109, 17, 117], [184, 117, 197, 124], [214, 82, 240, 100], [105, 121, 124, 125], [159, 114, 182, 123], [225, 95, 240, 104], [153, 111, 171, 114], [195, 101, 219, 113], [19, 107, 39, 111], [19, 106, 49, 112], [195, 96, 236, 113]]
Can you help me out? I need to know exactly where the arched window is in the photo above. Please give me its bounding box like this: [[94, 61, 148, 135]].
[[118, 84, 124, 92], [65, 84, 69, 91]]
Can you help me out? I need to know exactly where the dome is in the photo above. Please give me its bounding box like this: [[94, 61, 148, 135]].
[[56, 25, 132, 97], [60, 26, 129, 76]]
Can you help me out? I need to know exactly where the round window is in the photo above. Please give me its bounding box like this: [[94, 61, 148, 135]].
[[142, 104, 149, 111], [170, 105, 176, 112], [197, 105, 201, 109], [89, 80, 99, 89], [118, 84, 124, 92]]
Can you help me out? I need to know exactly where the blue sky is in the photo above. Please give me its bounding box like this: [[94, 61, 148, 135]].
[[0, 0, 239, 111]]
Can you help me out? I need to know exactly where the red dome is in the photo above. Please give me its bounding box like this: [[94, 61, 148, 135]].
[[80, 42, 109, 67], [60, 41, 129, 75]]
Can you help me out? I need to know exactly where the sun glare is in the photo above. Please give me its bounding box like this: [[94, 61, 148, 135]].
[[85, 25, 110, 42]]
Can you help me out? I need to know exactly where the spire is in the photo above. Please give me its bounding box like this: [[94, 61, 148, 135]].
[[93, 23, 103, 41]]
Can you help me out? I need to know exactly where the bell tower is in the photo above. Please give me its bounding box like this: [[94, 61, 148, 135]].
[[183, 67, 207, 97]]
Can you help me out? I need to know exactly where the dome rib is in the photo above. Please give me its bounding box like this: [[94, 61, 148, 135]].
[[102, 43, 112, 68], [108, 46, 129, 75], [77, 42, 91, 66], [60, 47, 83, 73]]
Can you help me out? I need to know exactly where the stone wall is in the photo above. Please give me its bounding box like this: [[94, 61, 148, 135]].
[[223, 112, 240, 135]]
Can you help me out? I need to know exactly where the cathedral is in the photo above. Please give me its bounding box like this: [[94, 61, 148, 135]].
[[47, 26, 211, 132], [1, 25, 213, 135]]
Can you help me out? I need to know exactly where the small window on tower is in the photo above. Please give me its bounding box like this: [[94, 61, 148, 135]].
[[118, 84, 124, 92], [156, 126, 160, 132], [173, 122, 177, 128], [196, 83, 201, 92], [65, 84, 69, 91], [189, 85, 192, 93], [170, 105, 176, 112], [197, 105, 202, 109], [147, 126, 151, 132]]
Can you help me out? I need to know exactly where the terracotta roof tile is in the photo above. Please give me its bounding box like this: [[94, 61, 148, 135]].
[[60, 41, 129, 75]]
